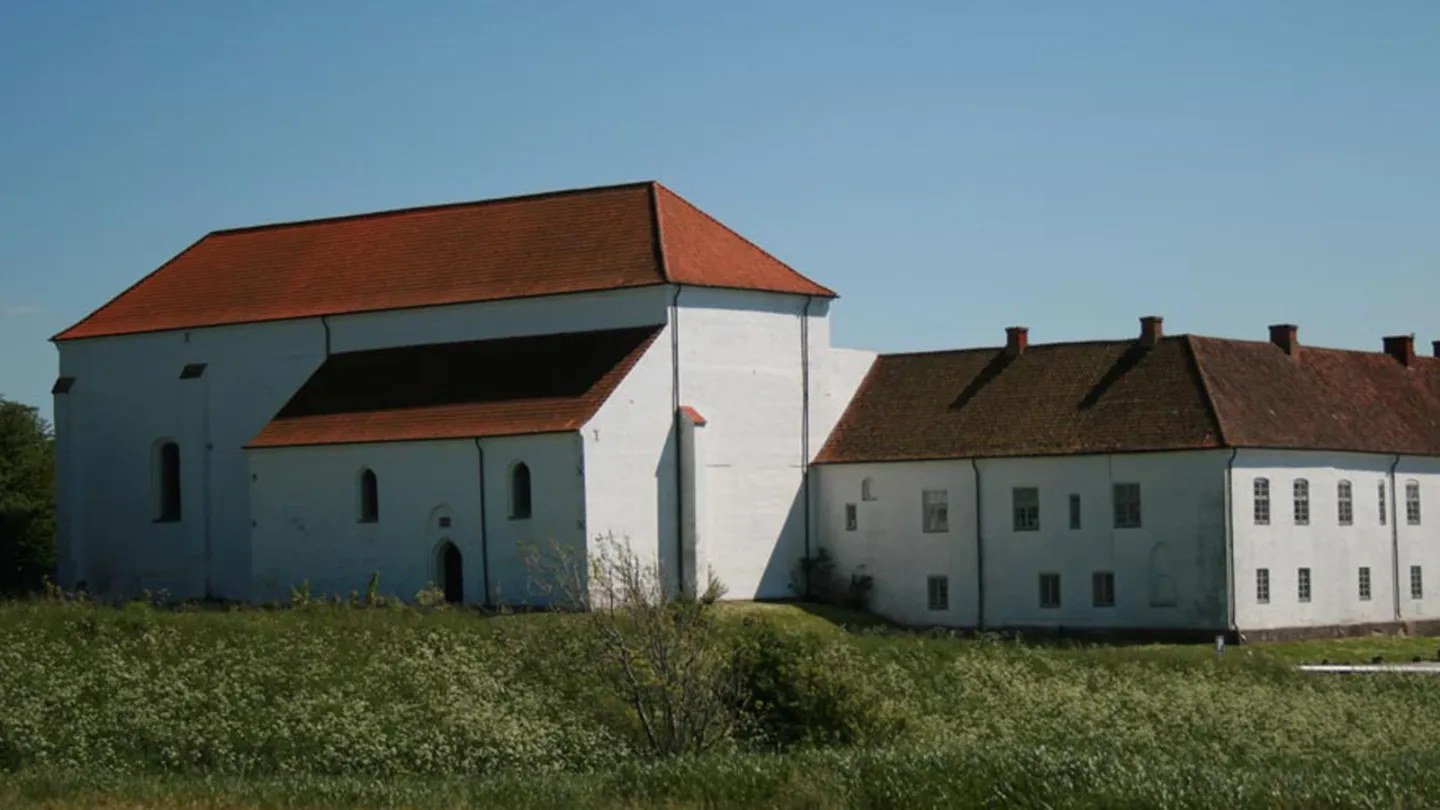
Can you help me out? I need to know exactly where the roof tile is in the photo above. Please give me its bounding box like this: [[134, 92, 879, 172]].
[[247, 325, 662, 448], [56, 182, 833, 341]]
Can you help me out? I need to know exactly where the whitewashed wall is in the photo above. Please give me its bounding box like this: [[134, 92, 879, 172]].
[[54, 318, 328, 600], [1395, 455, 1440, 623], [816, 451, 1231, 631], [1231, 450, 1401, 631], [53, 287, 669, 602], [675, 288, 812, 600], [581, 323, 678, 587], [818, 460, 979, 627], [248, 432, 584, 605], [327, 287, 671, 352]]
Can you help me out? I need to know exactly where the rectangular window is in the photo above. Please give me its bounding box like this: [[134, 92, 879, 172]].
[[1406, 481, 1421, 525], [1013, 487, 1040, 531], [1069, 494, 1081, 530], [845, 503, 857, 531], [1092, 571, 1115, 607], [922, 489, 949, 533], [1293, 479, 1310, 525], [1298, 567, 1311, 603], [1379, 480, 1387, 526], [1411, 565, 1423, 600], [1113, 483, 1142, 528], [1359, 567, 1372, 601], [1337, 480, 1353, 526], [927, 575, 949, 611], [1039, 573, 1061, 608], [1253, 478, 1270, 525], [1256, 568, 1270, 604]]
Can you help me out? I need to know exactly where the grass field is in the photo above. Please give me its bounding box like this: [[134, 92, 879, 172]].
[[1, 597, 1438, 809]]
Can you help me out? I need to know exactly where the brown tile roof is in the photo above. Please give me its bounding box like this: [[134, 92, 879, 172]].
[[1190, 337, 1440, 456], [246, 324, 662, 448], [816, 337, 1223, 463], [816, 332, 1440, 463], [55, 182, 833, 342]]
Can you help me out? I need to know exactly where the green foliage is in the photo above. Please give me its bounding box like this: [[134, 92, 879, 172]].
[[0, 397, 56, 595], [0, 597, 1438, 808]]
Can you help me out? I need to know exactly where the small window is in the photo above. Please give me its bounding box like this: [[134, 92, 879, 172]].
[[1039, 573, 1061, 609], [1068, 494, 1081, 530], [1337, 480, 1353, 526], [1092, 571, 1115, 607], [358, 469, 379, 523], [1293, 479, 1309, 525], [1406, 480, 1421, 525], [927, 575, 949, 611], [1256, 568, 1270, 604], [922, 489, 949, 533], [1378, 480, 1387, 526], [1358, 567, 1372, 601], [511, 462, 532, 519], [1012, 487, 1040, 532], [1298, 567, 1311, 603], [156, 441, 181, 522], [1411, 565, 1424, 600], [845, 503, 858, 531], [1113, 483, 1141, 528], [861, 477, 876, 502], [1253, 477, 1270, 525]]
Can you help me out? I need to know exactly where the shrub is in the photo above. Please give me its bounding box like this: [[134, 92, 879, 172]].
[[733, 622, 908, 749]]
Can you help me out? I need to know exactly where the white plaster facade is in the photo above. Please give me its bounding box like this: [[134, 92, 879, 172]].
[[818, 449, 1440, 636], [817, 452, 1231, 632], [1230, 450, 1440, 632], [53, 284, 873, 605]]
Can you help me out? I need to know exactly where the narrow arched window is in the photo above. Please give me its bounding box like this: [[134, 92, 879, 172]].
[[1337, 480, 1353, 526], [157, 441, 181, 522], [861, 477, 876, 501], [511, 463, 532, 519], [1253, 478, 1270, 525], [1293, 478, 1309, 525], [359, 469, 379, 523]]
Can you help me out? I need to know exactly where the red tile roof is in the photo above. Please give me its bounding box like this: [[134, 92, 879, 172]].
[[246, 325, 662, 448], [55, 182, 834, 342], [817, 333, 1440, 463]]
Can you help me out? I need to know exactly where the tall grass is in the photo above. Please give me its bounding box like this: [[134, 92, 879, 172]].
[[1, 598, 1437, 809]]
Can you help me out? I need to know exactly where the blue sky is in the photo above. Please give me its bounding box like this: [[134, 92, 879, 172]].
[[2, 1, 1437, 423]]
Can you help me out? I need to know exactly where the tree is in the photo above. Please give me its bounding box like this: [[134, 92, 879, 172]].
[[0, 397, 56, 594], [520, 535, 741, 757]]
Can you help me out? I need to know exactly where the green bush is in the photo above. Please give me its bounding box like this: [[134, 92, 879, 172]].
[[733, 622, 908, 749]]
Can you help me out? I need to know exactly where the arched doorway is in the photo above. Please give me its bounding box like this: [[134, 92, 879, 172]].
[[437, 542, 463, 604]]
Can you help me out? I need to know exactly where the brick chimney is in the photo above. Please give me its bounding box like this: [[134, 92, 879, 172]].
[[1383, 334, 1415, 367], [1005, 326, 1028, 356], [1269, 324, 1299, 358], [1139, 316, 1163, 347]]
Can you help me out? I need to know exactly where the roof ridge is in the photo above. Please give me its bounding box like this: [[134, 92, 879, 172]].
[[1181, 335, 1232, 446], [212, 180, 657, 237], [1188, 332, 1439, 361], [877, 335, 1188, 359], [652, 183, 837, 297]]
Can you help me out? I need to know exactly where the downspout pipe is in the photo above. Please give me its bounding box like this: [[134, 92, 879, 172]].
[[670, 285, 685, 597], [800, 295, 815, 594], [320, 315, 332, 357], [474, 438, 491, 608], [1224, 448, 1239, 635], [971, 458, 984, 631], [1390, 454, 1402, 622]]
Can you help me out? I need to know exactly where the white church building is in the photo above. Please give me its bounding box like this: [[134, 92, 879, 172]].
[[50, 180, 1440, 640]]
